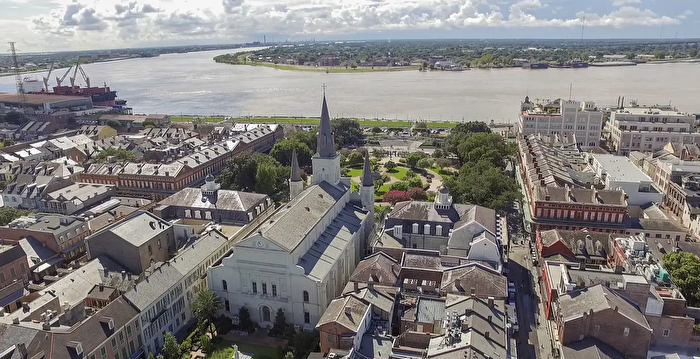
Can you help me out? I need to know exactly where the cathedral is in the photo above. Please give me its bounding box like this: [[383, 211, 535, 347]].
[[208, 94, 375, 330]]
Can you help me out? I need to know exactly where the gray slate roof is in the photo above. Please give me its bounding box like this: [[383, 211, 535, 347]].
[[441, 262, 507, 298], [157, 187, 268, 212], [255, 181, 346, 252], [388, 201, 477, 225], [0, 325, 39, 359], [348, 252, 400, 285], [171, 230, 228, 275], [0, 245, 25, 265], [561, 338, 624, 359], [559, 284, 650, 330], [123, 262, 183, 310], [107, 211, 172, 247]]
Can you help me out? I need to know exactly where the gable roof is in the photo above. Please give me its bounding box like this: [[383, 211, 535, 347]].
[[559, 284, 650, 330], [123, 262, 182, 311], [254, 181, 346, 252], [156, 187, 268, 212], [441, 262, 507, 298], [561, 338, 624, 359], [348, 252, 400, 285], [388, 201, 477, 225], [540, 229, 611, 260], [316, 295, 368, 332]]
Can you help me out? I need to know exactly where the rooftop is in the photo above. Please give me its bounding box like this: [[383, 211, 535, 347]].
[[591, 154, 654, 183], [316, 295, 369, 332], [440, 262, 507, 298], [348, 252, 400, 285], [561, 338, 624, 359], [171, 229, 228, 275], [104, 211, 172, 247], [559, 284, 650, 329], [123, 262, 183, 311], [156, 187, 268, 212], [0, 92, 91, 105]]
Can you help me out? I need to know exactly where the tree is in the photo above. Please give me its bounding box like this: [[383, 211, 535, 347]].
[[147, 353, 155, 359], [383, 190, 411, 204], [385, 161, 397, 171], [0, 207, 34, 226], [199, 335, 213, 354], [445, 160, 521, 210], [453, 132, 512, 169], [192, 289, 222, 335], [435, 158, 452, 169], [389, 181, 409, 191], [346, 151, 365, 166], [1, 111, 25, 125], [238, 307, 255, 333], [405, 153, 424, 168], [406, 176, 422, 189], [218, 153, 288, 198], [371, 126, 382, 134], [291, 330, 320, 359], [331, 118, 362, 148], [270, 308, 288, 337], [270, 138, 313, 167], [690, 48, 699, 58], [3, 139, 15, 147], [162, 333, 181, 359], [156, 355, 164, 359], [408, 187, 427, 200], [290, 130, 317, 151], [106, 119, 123, 128], [663, 252, 700, 306], [179, 338, 192, 354], [432, 148, 444, 158], [94, 148, 137, 163], [255, 163, 280, 196], [416, 158, 434, 169]]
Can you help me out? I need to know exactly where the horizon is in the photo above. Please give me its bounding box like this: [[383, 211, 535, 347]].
[[1, 0, 698, 52]]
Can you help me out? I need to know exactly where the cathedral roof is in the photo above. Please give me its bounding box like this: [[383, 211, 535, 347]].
[[316, 95, 336, 158]]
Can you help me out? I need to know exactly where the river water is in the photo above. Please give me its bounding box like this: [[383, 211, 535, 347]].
[[1, 48, 699, 123]]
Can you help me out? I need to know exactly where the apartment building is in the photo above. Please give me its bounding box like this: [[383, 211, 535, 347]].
[[0, 214, 89, 260], [586, 153, 663, 206], [518, 97, 603, 147], [605, 105, 697, 156]]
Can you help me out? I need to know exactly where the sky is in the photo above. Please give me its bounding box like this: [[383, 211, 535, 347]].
[[0, 0, 698, 51]]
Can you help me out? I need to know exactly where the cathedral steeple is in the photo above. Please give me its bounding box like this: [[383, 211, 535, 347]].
[[362, 151, 373, 187], [317, 94, 336, 158], [360, 151, 375, 210], [289, 149, 304, 200]]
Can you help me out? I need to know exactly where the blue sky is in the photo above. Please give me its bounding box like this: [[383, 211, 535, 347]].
[[0, 0, 697, 51]]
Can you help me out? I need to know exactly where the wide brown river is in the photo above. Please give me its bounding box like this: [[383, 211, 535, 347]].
[[2, 48, 699, 123]]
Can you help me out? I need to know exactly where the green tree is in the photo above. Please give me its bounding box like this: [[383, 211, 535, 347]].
[[290, 130, 317, 151], [94, 148, 137, 163], [270, 308, 288, 337], [406, 176, 422, 188], [435, 158, 452, 169], [162, 333, 181, 359], [405, 153, 423, 168], [654, 50, 667, 59], [690, 48, 699, 58], [199, 335, 213, 354], [331, 118, 362, 148], [3, 139, 15, 147], [454, 132, 512, 169], [432, 148, 444, 158], [291, 330, 320, 359], [389, 181, 409, 191], [255, 163, 279, 196], [346, 151, 364, 166], [105, 119, 123, 128], [147, 353, 155, 359], [0, 207, 34, 226], [371, 126, 382, 134], [445, 160, 521, 210], [416, 158, 434, 169], [385, 161, 397, 171], [270, 138, 313, 167], [445, 121, 492, 156], [238, 307, 255, 333], [192, 289, 222, 335], [218, 153, 288, 197], [156, 355, 164, 359], [663, 252, 700, 306]]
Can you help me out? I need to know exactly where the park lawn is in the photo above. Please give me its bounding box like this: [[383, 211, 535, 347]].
[[425, 122, 459, 128], [374, 183, 392, 200], [207, 341, 280, 359], [346, 168, 364, 178], [385, 166, 410, 180], [358, 120, 412, 127], [429, 166, 455, 176]]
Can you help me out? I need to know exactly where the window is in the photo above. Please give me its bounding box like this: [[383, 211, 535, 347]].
[[304, 312, 310, 324], [157, 239, 162, 249], [90, 355, 96, 359], [148, 245, 152, 256], [115, 354, 119, 359], [225, 300, 230, 312], [101, 347, 107, 359], [262, 283, 268, 295], [10, 268, 16, 278], [262, 306, 271, 322], [303, 291, 309, 302], [328, 333, 334, 343], [623, 327, 630, 337], [138, 335, 143, 348], [222, 280, 228, 291], [272, 284, 277, 297], [185, 209, 191, 218], [594, 325, 600, 330], [20, 262, 25, 273], [129, 341, 135, 353], [252, 281, 258, 294], [111, 338, 117, 348], [119, 332, 124, 343], [127, 325, 132, 336], [0, 273, 4, 283], [662, 329, 670, 337]]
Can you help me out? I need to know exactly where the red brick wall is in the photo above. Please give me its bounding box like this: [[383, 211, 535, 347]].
[[318, 323, 354, 354], [647, 315, 694, 346]]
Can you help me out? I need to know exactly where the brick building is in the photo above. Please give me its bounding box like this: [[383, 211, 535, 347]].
[[0, 214, 89, 260], [0, 245, 28, 288], [537, 230, 612, 265]]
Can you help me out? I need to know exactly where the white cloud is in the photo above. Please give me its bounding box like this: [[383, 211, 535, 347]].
[[611, 0, 641, 6], [0, 0, 685, 50], [678, 10, 693, 19]]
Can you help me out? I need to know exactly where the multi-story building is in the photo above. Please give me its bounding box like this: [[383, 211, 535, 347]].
[[518, 97, 603, 147], [86, 211, 182, 275], [605, 104, 697, 156], [81, 125, 283, 200], [0, 245, 28, 288], [518, 133, 629, 234], [0, 214, 89, 260], [40, 182, 116, 214], [586, 153, 664, 206]]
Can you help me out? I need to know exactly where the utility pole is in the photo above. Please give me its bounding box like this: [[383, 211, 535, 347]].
[[8, 42, 28, 112]]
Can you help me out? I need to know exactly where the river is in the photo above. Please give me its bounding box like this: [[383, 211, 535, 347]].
[[1, 48, 699, 123]]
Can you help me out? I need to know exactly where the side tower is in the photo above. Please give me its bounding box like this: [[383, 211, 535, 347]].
[[312, 94, 341, 185], [360, 151, 375, 210], [289, 149, 304, 200]]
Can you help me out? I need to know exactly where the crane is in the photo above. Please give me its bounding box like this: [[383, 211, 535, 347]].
[[69, 62, 80, 88], [56, 66, 72, 87], [43, 63, 55, 92], [77, 64, 90, 88], [8, 42, 28, 111]]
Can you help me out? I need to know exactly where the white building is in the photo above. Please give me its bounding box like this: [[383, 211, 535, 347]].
[[518, 97, 603, 147], [208, 95, 375, 331], [587, 153, 664, 206], [604, 104, 698, 155]]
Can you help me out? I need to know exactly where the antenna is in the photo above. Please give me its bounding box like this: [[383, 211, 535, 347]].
[[569, 83, 573, 101], [8, 42, 27, 112], [580, 14, 586, 40]]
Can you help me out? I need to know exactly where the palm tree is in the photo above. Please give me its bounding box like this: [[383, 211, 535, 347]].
[[193, 289, 222, 334]]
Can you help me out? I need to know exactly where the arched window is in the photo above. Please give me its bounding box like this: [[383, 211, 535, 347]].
[[303, 290, 309, 303], [222, 280, 228, 291], [262, 306, 271, 322]]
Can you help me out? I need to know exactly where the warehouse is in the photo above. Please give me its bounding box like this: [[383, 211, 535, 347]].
[[0, 92, 93, 111]]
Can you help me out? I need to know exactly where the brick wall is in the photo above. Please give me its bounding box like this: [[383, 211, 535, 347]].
[[318, 322, 355, 354], [647, 315, 694, 346]]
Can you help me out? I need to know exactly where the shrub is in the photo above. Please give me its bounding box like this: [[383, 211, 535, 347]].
[[389, 181, 409, 191], [383, 190, 411, 204], [408, 187, 427, 200]]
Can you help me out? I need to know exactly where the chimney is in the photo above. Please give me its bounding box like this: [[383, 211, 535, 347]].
[[16, 343, 27, 359], [354, 281, 359, 293], [485, 331, 490, 340], [99, 283, 104, 291], [487, 296, 494, 309], [344, 306, 352, 317], [454, 279, 461, 290], [488, 315, 492, 323], [470, 287, 476, 296], [368, 279, 374, 290]]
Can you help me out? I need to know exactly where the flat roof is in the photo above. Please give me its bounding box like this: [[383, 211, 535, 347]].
[[614, 107, 692, 117], [593, 154, 653, 183], [0, 92, 90, 105]]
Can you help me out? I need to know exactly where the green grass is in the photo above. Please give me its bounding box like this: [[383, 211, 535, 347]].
[[346, 168, 364, 178], [208, 341, 280, 359], [385, 166, 409, 180], [429, 166, 455, 176], [170, 115, 455, 129], [426, 122, 459, 128]]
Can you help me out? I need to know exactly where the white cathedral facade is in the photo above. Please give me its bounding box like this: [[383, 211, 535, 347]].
[[208, 95, 375, 330]]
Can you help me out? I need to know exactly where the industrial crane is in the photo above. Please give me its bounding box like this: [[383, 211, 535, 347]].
[[56, 66, 72, 87], [69, 63, 80, 88], [77, 64, 90, 88], [42, 63, 55, 92]]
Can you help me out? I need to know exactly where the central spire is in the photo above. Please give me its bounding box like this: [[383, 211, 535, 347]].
[[317, 94, 336, 158]]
